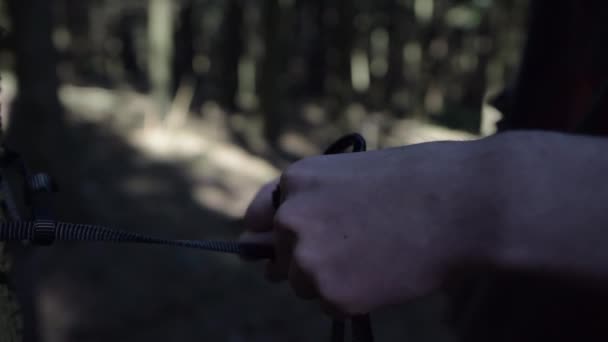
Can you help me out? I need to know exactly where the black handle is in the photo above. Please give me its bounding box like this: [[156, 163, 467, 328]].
[[352, 314, 373, 342], [238, 242, 276, 260]]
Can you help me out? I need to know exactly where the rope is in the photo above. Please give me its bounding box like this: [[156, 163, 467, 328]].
[[0, 219, 257, 255]]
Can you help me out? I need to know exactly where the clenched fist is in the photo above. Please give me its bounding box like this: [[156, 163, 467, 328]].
[[240, 138, 498, 315]]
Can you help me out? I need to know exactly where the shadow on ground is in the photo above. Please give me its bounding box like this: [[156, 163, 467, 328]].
[[4, 104, 454, 342]]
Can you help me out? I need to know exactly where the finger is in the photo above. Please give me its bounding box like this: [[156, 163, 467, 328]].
[[264, 221, 296, 282], [288, 262, 318, 300], [244, 179, 279, 232]]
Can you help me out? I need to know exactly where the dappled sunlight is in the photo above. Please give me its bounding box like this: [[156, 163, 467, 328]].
[[57, 84, 279, 218], [129, 124, 278, 218], [121, 174, 174, 196], [279, 131, 322, 156], [59, 85, 153, 129], [0, 72, 17, 128], [57, 82, 478, 220], [385, 119, 477, 147], [130, 125, 206, 159], [6, 78, 479, 224], [481, 102, 503, 136], [53, 81, 479, 225]]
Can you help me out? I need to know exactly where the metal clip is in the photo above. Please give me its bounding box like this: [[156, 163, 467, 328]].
[[32, 219, 56, 246], [29, 173, 57, 193]]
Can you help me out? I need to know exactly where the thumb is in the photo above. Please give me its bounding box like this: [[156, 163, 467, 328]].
[[244, 180, 279, 233]]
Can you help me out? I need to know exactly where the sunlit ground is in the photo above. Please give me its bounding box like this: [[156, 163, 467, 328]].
[[48, 81, 479, 219]]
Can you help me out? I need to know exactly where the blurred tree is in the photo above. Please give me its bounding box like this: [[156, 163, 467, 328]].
[[118, 10, 147, 90], [148, 0, 174, 119], [7, 0, 64, 155], [458, 7, 491, 131], [349, 1, 373, 105], [213, 0, 243, 111], [0, 0, 531, 142], [173, 0, 195, 92], [296, 0, 326, 98], [260, 0, 294, 146], [386, 0, 411, 114], [60, 0, 91, 83], [5, 0, 66, 340], [232, 1, 263, 114], [322, 0, 355, 112]]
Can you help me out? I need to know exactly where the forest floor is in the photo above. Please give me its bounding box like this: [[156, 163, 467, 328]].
[[3, 81, 476, 342]]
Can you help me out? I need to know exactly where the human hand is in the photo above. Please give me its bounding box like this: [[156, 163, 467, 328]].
[[241, 140, 493, 315]]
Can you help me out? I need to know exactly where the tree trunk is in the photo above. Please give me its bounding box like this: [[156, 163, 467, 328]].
[[172, 0, 195, 92], [4, 0, 66, 339], [260, 0, 285, 146], [119, 12, 147, 91], [214, 0, 243, 111], [6, 0, 64, 166], [148, 0, 174, 120], [335, 0, 355, 105], [296, 0, 326, 97], [386, 0, 411, 114]]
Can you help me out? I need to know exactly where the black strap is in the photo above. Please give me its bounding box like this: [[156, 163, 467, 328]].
[[25, 172, 58, 246]]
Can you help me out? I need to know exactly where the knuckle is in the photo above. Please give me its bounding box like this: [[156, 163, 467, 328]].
[[273, 199, 307, 234], [292, 244, 319, 274], [280, 157, 320, 194], [273, 204, 295, 231]]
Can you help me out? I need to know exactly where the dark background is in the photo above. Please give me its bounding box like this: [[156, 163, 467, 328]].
[[0, 0, 529, 341]]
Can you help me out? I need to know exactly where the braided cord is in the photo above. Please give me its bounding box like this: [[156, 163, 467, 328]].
[[0, 133, 370, 342], [0, 220, 243, 254]]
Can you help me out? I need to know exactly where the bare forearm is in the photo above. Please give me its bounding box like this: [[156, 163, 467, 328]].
[[242, 129, 608, 313], [473, 131, 608, 283]]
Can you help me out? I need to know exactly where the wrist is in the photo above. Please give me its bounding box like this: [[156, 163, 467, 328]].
[[441, 134, 512, 279], [469, 131, 608, 279]]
